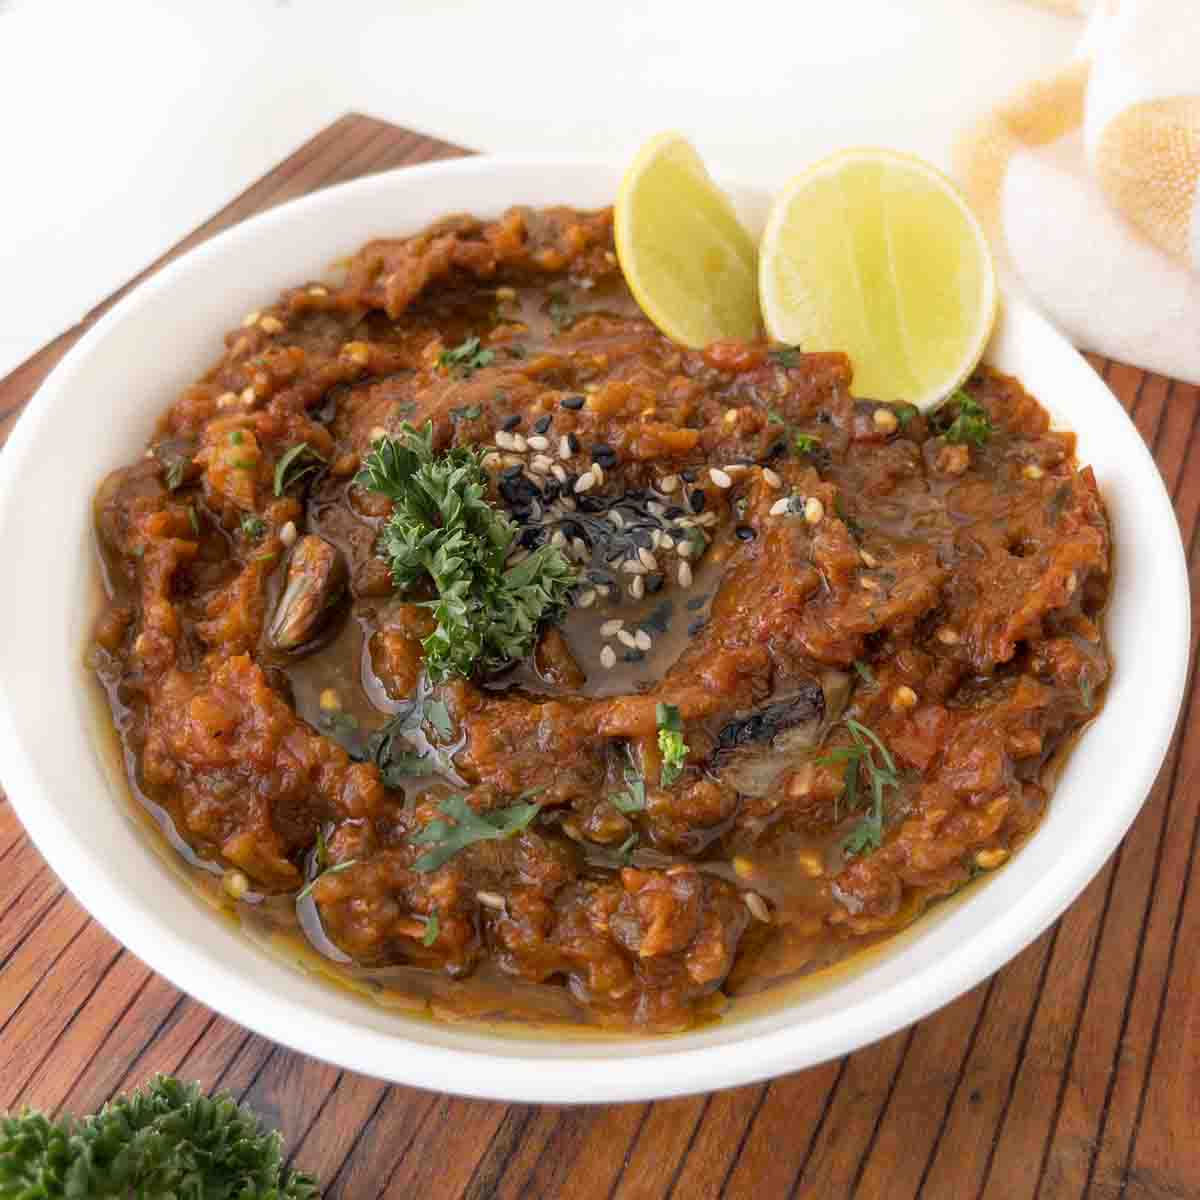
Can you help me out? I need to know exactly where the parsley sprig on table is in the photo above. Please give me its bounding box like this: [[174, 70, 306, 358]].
[[411, 793, 543, 872], [941, 390, 993, 446], [817, 717, 900, 858], [357, 424, 577, 682], [656, 703, 689, 786]]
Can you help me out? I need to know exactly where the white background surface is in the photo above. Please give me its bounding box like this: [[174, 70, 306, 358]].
[[0, 0, 1078, 380]]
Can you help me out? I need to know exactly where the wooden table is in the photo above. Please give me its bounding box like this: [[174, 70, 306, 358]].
[[1, 114, 1196, 1200]]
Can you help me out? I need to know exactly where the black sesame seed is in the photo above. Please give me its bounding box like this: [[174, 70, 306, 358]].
[[566, 431, 580, 452], [686, 595, 707, 611], [533, 414, 552, 434], [664, 505, 686, 520], [542, 480, 560, 502], [501, 414, 521, 432], [518, 527, 541, 549], [499, 475, 541, 509], [735, 525, 756, 541], [562, 395, 585, 411], [681, 469, 697, 483], [587, 569, 612, 585], [622, 649, 646, 663], [690, 490, 706, 513], [668, 526, 687, 539], [592, 444, 618, 467], [625, 488, 648, 502], [577, 495, 605, 513], [816, 411, 833, 424], [501, 464, 524, 481], [766, 440, 788, 461], [643, 600, 672, 631], [645, 573, 664, 593], [688, 619, 706, 636], [631, 529, 653, 549]]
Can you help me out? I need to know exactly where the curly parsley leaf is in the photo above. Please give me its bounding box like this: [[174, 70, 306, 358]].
[[411, 793, 542, 872], [437, 335, 495, 378], [273, 442, 326, 497], [357, 423, 578, 681], [941, 390, 993, 446], [656, 703, 689, 787]]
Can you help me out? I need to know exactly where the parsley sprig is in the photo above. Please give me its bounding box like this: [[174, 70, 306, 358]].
[[817, 717, 900, 858], [357, 424, 577, 681], [411, 793, 542, 872], [656, 703, 689, 786], [437, 335, 495, 378], [942, 390, 993, 446]]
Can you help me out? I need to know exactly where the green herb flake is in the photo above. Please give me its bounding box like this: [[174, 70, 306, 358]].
[[817, 717, 900, 858], [240, 514, 267, 539], [834, 495, 865, 541], [187, 506, 200, 536], [853, 659, 877, 689], [164, 459, 187, 491], [296, 857, 359, 900], [896, 404, 918, 428], [610, 756, 647, 814], [768, 345, 803, 368], [423, 697, 454, 740], [547, 293, 573, 329], [229, 430, 244, 445], [411, 793, 542, 872], [1080, 677, 1094, 710], [794, 432, 822, 455], [273, 442, 325, 497], [422, 908, 441, 946], [507, 343, 527, 359], [451, 403, 483, 422], [356, 424, 578, 681], [942, 390, 993, 447], [656, 702, 689, 787], [437, 335, 496, 378], [767, 409, 787, 426]]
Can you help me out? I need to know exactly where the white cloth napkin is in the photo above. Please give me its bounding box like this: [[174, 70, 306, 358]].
[[956, 0, 1200, 382]]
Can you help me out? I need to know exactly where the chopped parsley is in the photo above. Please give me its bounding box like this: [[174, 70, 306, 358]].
[[656, 703, 689, 786], [852, 659, 877, 689], [834, 495, 865, 541], [411, 793, 542, 872], [794, 432, 822, 455], [422, 908, 441, 946], [767, 409, 787, 426], [942, 390, 993, 446], [547, 294, 573, 329], [164, 459, 187, 491], [365, 696, 457, 787], [451, 403, 483, 422], [1080, 677, 1093, 710], [437, 335, 495, 378], [273, 442, 325, 497], [187, 506, 200, 536], [610, 755, 647, 814], [296, 856, 359, 900], [817, 717, 900, 857], [357, 423, 577, 682], [240, 514, 267, 539], [768, 345, 803, 368]]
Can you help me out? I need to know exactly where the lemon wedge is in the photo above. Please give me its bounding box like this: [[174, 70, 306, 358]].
[[613, 132, 760, 348], [758, 148, 996, 410]]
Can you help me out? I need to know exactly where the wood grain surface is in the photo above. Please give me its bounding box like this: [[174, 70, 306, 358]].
[[0, 113, 1196, 1200]]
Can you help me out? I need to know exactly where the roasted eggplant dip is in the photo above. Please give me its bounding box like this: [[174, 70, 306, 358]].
[[90, 206, 1111, 1032]]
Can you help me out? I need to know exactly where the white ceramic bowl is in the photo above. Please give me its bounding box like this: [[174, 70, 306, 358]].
[[0, 157, 1188, 1104]]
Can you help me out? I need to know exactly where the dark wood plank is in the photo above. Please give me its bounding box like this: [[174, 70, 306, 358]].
[[2, 114, 1199, 1200]]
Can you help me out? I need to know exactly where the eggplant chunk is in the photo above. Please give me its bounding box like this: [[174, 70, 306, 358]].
[[269, 535, 348, 650]]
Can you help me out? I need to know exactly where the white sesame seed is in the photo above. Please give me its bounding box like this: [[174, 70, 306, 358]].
[[892, 685, 918, 711], [308, 285, 329, 297], [804, 497, 825, 525], [630, 575, 645, 599], [280, 520, 297, 547], [677, 539, 695, 558], [530, 455, 552, 475], [725, 463, 749, 475], [496, 286, 517, 301], [216, 391, 238, 409], [634, 630, 651, 651], [529, 500, 543, 522], [744, 892, 771, 923], [259, 315, 284, 334], [710, 467, 733, 488], [600, 645, 617, 669], [698, 512, 719, 527], [551, 530, 567, 549], [495, 430, 515, 450], [558, 436, 572, 460], [1023, 464, 1044, 480], [476, 890, 506, 910], [577, 588, 597, 608], [648, 501, 666, 517], [618, 630, 638, 649], [650, 530, 662, 549], [223, 870, 251, 900], [763, 468, 782, 489], [572, 537, 588, 559], [936, 627, 961, 645], [770, 497, 791, 516], [678, 561, 693, 587], [591, 463, 606, 487], [511, 434, 528, 453], [660, 534, 675, 550], [574, 470, 597, 494], [638, 547, 658, 571], [660, 475, 679, 493], [621, 559, 647, 575], [241, 386, 257, 405], [319, 688, 341, 712], [873, 407, 899, 434], [608, 509, 625, 528], [527, 435, 550, 451], [241, 310, 261, 328], [552, 464, 568, 483], [601, 619, 625, 637]]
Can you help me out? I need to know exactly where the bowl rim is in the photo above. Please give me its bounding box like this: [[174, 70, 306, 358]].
[[0, 153, 1189, 1104]]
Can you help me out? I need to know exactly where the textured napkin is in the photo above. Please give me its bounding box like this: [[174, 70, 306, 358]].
[[956, 0, 1200, 383]]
